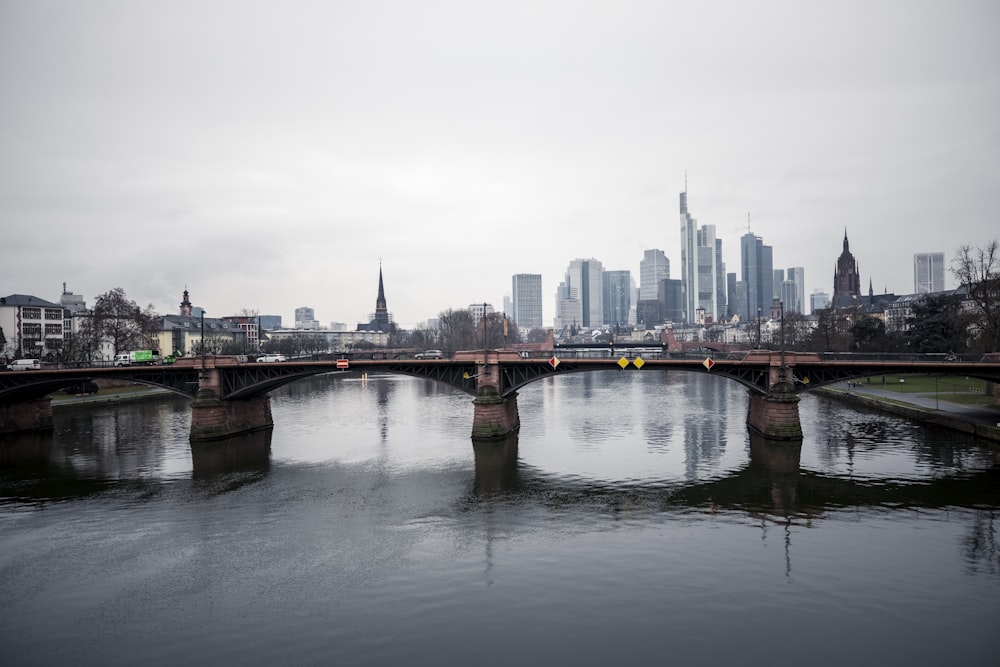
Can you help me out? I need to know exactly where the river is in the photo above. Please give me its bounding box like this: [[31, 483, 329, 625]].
[[1, 371, 998, 666]]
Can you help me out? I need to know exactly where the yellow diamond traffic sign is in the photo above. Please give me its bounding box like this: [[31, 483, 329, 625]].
[[618, 356, 630, 369], [633, 356, 645, 369], [703, 357, 715, 370], [549, 356, 560, 368]]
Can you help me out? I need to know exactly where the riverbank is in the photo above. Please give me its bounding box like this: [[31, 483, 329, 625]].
[[814, 381, 1000, 444], [50, 383, 180, 408]]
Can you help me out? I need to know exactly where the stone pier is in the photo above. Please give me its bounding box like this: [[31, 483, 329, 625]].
[[189, 361, 273, 441], [467, 351, 521, 440], [746, 381, 802, 440], [0, 397, 53, 434]]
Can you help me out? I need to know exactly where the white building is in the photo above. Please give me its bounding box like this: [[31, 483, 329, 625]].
[[914, 252, 946, 294], [0, 294, 66, 360], [512, 273, 543, 329]]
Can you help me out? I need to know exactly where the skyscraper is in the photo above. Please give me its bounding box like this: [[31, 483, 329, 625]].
[[602, 270, 631, 328], [680, 189, 720, 323], [740, 232, 773, 321], [512, 273, 543, 329], [785, 267, 806, 314], [639, 249, 669, 301], [555, 258, 604, 329], [913, 252, 945, 294]]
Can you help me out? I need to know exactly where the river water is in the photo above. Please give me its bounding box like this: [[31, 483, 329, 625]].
[[1, 371, 998, 666]]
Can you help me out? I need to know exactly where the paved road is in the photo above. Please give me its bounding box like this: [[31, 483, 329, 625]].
[[832, 382, 1000, 428]]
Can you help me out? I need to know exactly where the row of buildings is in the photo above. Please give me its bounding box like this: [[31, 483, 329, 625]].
[[0, 283, 394, 362]]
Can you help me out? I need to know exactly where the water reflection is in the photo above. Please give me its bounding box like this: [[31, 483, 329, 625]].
[[471, 434, 520, 495], [190, 429, 272, 479]]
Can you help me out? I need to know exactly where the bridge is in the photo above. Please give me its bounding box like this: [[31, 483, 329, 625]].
[[1, 350, 998, 442]]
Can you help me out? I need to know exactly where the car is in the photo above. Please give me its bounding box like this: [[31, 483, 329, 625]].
[[414, 349, 444, 360], [8, 358, 42, 371], [256, 354, 287, 363]]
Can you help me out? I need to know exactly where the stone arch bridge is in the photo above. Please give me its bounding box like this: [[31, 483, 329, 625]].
[[1, 351, 998, 442]]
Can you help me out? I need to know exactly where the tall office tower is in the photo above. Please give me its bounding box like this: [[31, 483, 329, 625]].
[[785, 267, 806, 313], [639, 249, 669, 301], [740, 232, 774, 321], [811, 289, 830, 311], [679, 191, 697, 322], [913, 252, 945, 294], [726, 272, 738, 320], [658, 278, 684, 323], [555, 258, 604, 329], [832, 230, 861, 307], [731, 280, 748, 323], [714, 237, 726, 322], [512, 274, 543, 329], [779, 281, 797, 315], [773, 269, 785, 298], [697, 225, 720, 321], [602, 270, 631, 328]]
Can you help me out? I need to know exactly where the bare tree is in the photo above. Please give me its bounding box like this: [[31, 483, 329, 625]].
[[952, 240, 1000, 352], [83, 288, 148, 355], [437, 308, 476, 354]]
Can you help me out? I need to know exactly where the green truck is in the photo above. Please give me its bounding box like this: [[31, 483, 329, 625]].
[[113, 350, 161, 366]]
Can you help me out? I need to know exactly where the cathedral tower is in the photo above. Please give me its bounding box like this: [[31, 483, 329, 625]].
[[832, 231, 861, 307]]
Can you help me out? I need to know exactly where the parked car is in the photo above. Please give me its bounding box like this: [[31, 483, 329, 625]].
[[256, 354, 287, 363], [414, 350, 445, 359], [8, 358, 41, 371]]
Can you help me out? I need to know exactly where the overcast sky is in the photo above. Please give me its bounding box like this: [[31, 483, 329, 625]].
[[2, 0, 997, 328]]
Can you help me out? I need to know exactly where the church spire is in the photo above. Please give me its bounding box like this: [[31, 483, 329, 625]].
[[376, 262, 386, 309]]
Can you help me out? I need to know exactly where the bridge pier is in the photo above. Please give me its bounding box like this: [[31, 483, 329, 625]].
[[471, 387, 520, 440], [746, 382, 802, 440], [0, 397, 53, 434], [189, 365, 273, 441]]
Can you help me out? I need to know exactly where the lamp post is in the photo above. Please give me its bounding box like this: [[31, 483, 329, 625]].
[[200, 310, 206, 376], [757, 308, 762, 349], [779, 300, 785, 371]]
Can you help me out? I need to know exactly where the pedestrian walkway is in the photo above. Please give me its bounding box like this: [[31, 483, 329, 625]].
[[832, 382, 1000, 429]]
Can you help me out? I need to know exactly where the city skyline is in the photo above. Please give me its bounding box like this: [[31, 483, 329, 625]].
[[1, 1, 995, 327]]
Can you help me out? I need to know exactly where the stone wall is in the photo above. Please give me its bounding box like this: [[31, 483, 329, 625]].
[[0, 397, 53, 434]]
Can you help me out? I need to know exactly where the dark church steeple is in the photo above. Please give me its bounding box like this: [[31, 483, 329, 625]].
[[372, 263, 390, 333], [832, 230, 861, 307]]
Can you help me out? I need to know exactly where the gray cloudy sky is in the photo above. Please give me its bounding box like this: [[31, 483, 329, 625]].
[[2, 0, 997, 327]]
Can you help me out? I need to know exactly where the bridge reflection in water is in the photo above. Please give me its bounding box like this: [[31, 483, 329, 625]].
[[3, 424, 997, 523]]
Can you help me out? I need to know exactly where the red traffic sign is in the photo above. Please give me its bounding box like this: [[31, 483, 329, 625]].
[[702, 357, 715, 370], [336, 359, 349, 369]]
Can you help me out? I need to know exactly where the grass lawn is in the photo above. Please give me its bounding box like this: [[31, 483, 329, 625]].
[[858, 375, 988, 394]]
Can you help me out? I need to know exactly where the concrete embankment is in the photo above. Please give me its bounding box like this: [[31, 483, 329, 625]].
[[51, 382, 182, 408], [814, 386, 1000, 444]]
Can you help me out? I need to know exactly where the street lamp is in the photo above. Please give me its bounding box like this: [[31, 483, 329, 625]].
[[200, 310, 206, 375]]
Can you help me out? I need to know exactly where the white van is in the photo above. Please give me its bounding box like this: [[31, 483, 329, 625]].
[[8, 358, 41, 371], [113, 354, 131, 367]]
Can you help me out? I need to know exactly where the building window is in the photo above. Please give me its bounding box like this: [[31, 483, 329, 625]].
[[44, 309, 63, 320], [23, 323, 42, 337], [45, 324, 62, 335], [22, 308, 41, 319]]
